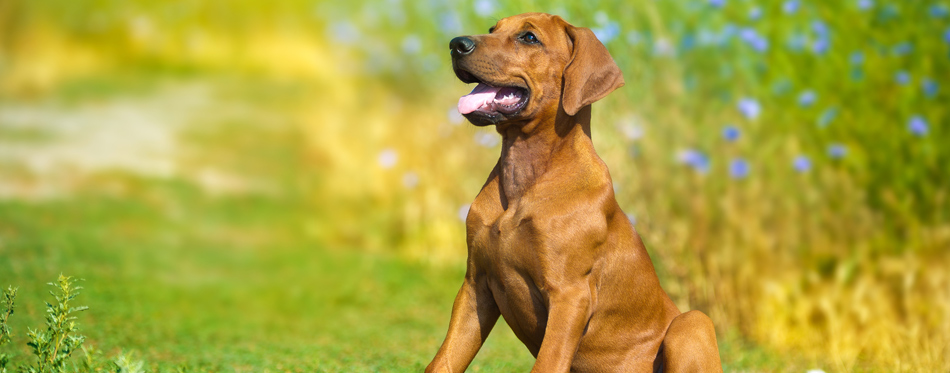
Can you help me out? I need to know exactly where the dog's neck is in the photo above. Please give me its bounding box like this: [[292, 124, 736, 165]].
[[496, 106, 593, 205]]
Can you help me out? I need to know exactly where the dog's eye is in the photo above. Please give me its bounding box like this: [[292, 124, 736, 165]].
[[519, 32, 540, 44]]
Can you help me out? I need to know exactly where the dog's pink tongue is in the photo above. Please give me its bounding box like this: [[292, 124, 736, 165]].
[[458, 84, 501, 115]]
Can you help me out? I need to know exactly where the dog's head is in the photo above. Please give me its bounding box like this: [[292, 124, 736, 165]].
[[450, 13, 624, 127]]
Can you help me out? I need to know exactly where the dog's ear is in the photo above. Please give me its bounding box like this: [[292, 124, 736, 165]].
[[561, 26, 625, 116]]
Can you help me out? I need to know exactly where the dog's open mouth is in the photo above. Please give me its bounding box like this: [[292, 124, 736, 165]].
[[457, 83, 528, 116]]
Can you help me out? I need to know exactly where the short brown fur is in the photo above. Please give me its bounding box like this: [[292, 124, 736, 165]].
[[428, 13, 723, 372]]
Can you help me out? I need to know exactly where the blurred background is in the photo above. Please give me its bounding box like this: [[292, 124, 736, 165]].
[[0, 0, 948, 371]]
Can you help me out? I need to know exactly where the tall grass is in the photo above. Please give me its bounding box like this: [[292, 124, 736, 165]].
[[1, 0, 948, 370]]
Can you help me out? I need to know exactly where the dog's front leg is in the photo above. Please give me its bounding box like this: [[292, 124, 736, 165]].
[[426, 276, 499, 373], [531, 284, 592, 373]]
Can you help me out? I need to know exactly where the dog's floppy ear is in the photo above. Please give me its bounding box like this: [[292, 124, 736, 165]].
[[561, 25, 625, 116]]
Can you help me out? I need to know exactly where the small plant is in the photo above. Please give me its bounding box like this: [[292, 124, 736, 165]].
[[23, 275, 88, 373], [112, 352, 145, 373], [1, 286, 18, 373], [0, 276, 152, 373]]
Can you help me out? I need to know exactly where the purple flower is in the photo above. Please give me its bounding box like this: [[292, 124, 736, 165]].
[[828, 144, 847, 159], [895, 71, 910, 85], [723, 125, 740, 141], [729, 158, 750, 179], [793, 155, 811, 173], [945, 28, 950, 44], [798, 90, 817, 107], [858, 0, 873, 11], [908, 116, 928, 136], [709, 0, 725, 8], [738, 97, 762, 120], [923, 78, 938, 98], [677, 149, 710, 174], [783, 0, 800, 14]]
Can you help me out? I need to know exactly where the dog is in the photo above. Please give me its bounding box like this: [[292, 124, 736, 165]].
[[427, 13, 723, 372]]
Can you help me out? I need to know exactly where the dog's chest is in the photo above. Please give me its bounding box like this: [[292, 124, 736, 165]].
[[470, 204, 551, 345]]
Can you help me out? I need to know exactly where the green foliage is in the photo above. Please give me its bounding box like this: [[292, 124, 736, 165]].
[[112, 352, 145, 373], [22, 275, 88, 373], [1, 287, 18, 373]]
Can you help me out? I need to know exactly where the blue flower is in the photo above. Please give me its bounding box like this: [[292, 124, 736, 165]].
[[945, 28, 950, 44], [923, 78, 939, 98], [858, 0, 873, 11], [474, 0, 496, 17], [401, 34, 422, 54], [849, 51, 864, 65], [798, 90, 817, 107], [793, 155, 811, 173], [439, 11, 463, 36], [786, 33, 807, 52], [678, 149, 710, 174], [719, 23, 739, 44], [592, 21, 621, 44], [723, 125, 740, 141], [813, 38, 830, 55], [817, 107, 838, 127], [626, 30, 643, 46], [740, 28, 768, 52], [930, 4, 949, 18], [892, 42, 912, 56], [738, 97, 762, 120], [749, 7, 763, 21], [729, 158, 750, 179], [329, 21, 361, 45], [828, 144, 847, 159], [709, 0, 725, 8], [811, 20, 829, 37], [783, 0, 800, 14], [895, 71, 910, 85], [908, 116, 928, 136]]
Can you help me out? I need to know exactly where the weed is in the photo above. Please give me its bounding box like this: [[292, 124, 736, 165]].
[[1, 286, 18, 373], [22, 275, 88, 373]]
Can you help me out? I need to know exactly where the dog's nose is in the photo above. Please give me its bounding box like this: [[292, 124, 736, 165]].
[[449, 36, 476, 56]]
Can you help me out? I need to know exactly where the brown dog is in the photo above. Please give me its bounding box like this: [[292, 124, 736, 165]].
[[427, 13, 722, 372]]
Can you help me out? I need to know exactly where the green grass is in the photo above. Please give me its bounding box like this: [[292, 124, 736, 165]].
[[0, 75, 537, 372]]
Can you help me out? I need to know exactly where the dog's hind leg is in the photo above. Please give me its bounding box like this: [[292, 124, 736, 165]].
[[655, 310, 723, 373]]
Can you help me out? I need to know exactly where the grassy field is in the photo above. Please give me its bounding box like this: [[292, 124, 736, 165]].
[[1, 0, 949, 371], [0, 74, 776, 372]]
